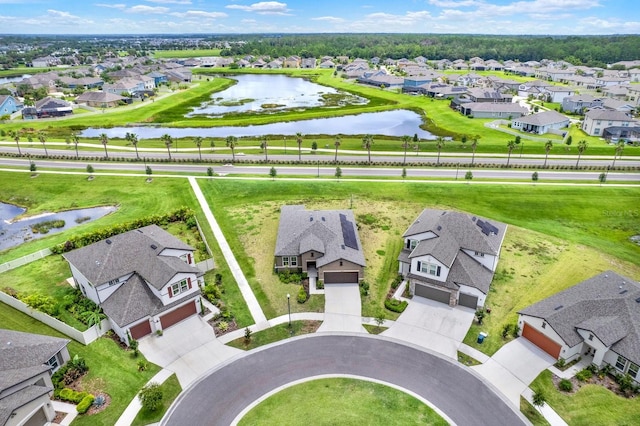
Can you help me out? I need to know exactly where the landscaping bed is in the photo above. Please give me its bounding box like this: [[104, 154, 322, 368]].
[[227, 320, 322, 350]]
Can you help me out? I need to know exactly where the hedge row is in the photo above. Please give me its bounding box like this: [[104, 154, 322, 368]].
[[50, 207, 193, 254], [385, 298, 408, 313]]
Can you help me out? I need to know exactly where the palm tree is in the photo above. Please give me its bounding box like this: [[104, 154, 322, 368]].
[[99, 133, 109, 158], [37, 131, 48, 156], [194, 136, 203, 161], [612, 140, 625, 168], [333, 136, 341, 163], [9, 130, 21, 156], [362, 134, 373, 164], [401, 135, 411, 165], [543, 140, 553, 168], [435, 137, 445, 165], [71, 133, 79, 158], [470, 137, 478, 166], [226, 136, 237, 161], [161, 134, 173, 160], [576, 139, 588, 167], [130, 133, 140, 160], [296, 132, 303, 161], [261, 136, 268, 162], [506, 140, 516, 167]]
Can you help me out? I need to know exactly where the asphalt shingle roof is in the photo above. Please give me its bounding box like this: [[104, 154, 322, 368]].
[[514, 110, 569, 126], [519, 271, 640, 365]]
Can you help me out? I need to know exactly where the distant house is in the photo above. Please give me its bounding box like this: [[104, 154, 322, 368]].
[[103, 78, 144, 95], [147, 71, 168, 86], [301, 58, 316, 69], [540, 86, 575, 103], [0, 95, 19, 115], [274, 205, 366, 284], [518, 271, 640, 384], [562, 94, 604, 114], [398, 209, 507, 309], [22, 97, 72, 119], [459, 102, 528, 119], [602, 126, 640, 143], [0, 329, 70, 426], [63, 225, 205, 342], [31, 55, 60, 68], [511, 110, 570, 135], [464, 87, 512, 103], [318, 60, 335, 69], [284, 56, 301, 68], [582, 109, 637, 136], [75, 91, 127, 108]]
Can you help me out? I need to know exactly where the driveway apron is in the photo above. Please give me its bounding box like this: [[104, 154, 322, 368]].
[[317, 283, 366, 333]]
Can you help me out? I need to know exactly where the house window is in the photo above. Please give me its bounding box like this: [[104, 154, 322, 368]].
[[282, 257, 289, 267], [615, 354, 627, 371], [339, 261, 343, 266], [410, 240, 418, 250], [474, 251, 485, 257], [46, 354, 59, 371], [108, 279, 118, 286], [282, 256, 298, 267], [542, 322, 547, 329], [629, 362, 639, 379], [594, 128, 600, 135], [170, 279, 190, 297], [310, 252, 314, 258], [290, 256, 298, 267], [420, 262, 441, 277]]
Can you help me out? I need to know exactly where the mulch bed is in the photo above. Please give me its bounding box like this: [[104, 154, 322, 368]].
[[209, 318, 239, 337], [551, 372, 636, 398], [53, 412, 67, 424], [85, 393, 111, 416]]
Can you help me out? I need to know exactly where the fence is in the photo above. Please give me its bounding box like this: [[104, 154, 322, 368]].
[[196, 258, 215, 273], [0, 248, 52, 273], [0, 291, 109, 345], [195, 217, 213, 256]]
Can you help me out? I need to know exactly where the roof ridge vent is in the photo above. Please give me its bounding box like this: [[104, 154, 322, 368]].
[[150, 244, 157, 250], [554, 305, 564, 311]]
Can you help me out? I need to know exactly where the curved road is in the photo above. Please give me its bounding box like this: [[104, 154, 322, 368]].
[[162, 334, 527, 426]]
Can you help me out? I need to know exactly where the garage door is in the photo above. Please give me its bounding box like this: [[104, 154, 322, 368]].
[[129, 320, 152, 340], [160, 301, 197, 329], [324, 271, 358, 284], [415, 284, 450, 304], [522, 323, 562, 359], [459, 293, 479, 309], [24, 407, 48, 426]]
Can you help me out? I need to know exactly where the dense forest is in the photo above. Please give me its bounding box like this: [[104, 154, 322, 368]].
[[217, 34, 640, 67]]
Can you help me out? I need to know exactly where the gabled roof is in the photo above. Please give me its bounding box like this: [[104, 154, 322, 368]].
[[519, 271, 640, 364], [64, 225, 197, 290], [585, 109, 634, 121], [275, 205, 365, 268], [0, 384, 52, 426], [513, 110, 570, 126], [76, 91, 125, 103]]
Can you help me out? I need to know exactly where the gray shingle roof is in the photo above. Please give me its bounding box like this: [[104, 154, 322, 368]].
[[514, 110, 569, 126], [519, 271, 640, 364], [0, 384, 52, 426], [585, 109, 634, 121], [64, 225, 197, 290], [275, 205, 366, 268]]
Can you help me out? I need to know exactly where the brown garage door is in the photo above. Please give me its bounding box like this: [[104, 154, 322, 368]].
[[459, 293, 479, 309], [522, 323, 562, 359], [415, 284, 450, 304], [160, 301, 197, 329], [324, 271, 358, 284], [129, 320, 152, 340]]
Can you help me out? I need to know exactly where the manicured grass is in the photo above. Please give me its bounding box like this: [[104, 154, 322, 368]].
[[130, 374, 182, 426], [463, 226, 640, 356], [530, 370, 640, 425], [153, 49, 221, 59], [238, 378, 448, 426], [457, 351, 482, 367], [0, 301, 160, 426], [363, 324, 388, 335], [520, 396, 550, 426], [227, 320, 322, 350]]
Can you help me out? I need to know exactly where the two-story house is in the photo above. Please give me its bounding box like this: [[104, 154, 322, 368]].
[[63, 225, 204, 343], [582, 109, 637, 136], [398, 209, 507, 309]]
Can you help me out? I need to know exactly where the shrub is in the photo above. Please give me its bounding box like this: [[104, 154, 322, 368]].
[[555, 358, 566, 369], [559, 379, 573, 392], [218, 321, 229, 332], [297, 285, 308, 303], [59, 388, 74, 401], [501, 324, 512, 339], [137, 360, 147, 372], [390, 275, 403, 289], [576, 368, 593, 382], [139, 383, 163, 412], [359, 281, 369, 296], [244, 327, 252, 343], [384, 298, 408, 313], [76, 395, 95, 414], [278, 271, 302, 284], [93, 395, 106, 407], [21, 293, 58, 316]]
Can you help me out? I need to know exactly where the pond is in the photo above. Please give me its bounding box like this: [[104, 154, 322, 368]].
[[0, 202, 117, 251], [81, 109, 434, 139], [0, 74, 31, 85], [188, 74, 367, 117]]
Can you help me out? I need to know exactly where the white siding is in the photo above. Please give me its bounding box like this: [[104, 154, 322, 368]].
[[159, 272, 199, 305], [576, 328, 609, 366], [460, 249, 497, 271], [457, 284, 486, 307], [160, 248, 194, 264], [95, 272, 133, 302], [410, 255, 449, 282], [69, 264, 100, 304]]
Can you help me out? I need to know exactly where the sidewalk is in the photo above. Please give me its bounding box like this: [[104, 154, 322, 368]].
[[188, 177, 267, 325]]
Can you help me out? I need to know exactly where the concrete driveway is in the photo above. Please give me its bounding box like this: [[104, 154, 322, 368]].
[[381, 297, 474, 359], [138, 316, 242, 387], [317, 283, 366, 333], [472, 338, 555, 406]]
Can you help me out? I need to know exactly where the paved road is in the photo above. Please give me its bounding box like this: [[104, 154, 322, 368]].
[[162, 334, 528, 426], [2, 157, 639, 182]]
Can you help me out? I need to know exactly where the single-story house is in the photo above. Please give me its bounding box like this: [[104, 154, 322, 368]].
[[0, 95, 19, 116], [459, 102, 528, 119], [465, 87, 512, 103], [63, 225, 205, 343], [511, 110, 570, 135], [0, 329, 70, 426], [398, 209, 507, 309], [301, 58, 316, 69], [22, 97, 72, 119], [274, 205, 366, 284], [103, 77, 144, 95], [518, 271, 640, 384], [582, 109, 637, 136], [75, 91, 127, 108]]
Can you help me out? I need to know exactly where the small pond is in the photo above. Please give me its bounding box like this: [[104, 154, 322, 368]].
[[81, 109, 434, 139], [0, 74, 31, 85], [0, 202, 117, 251], [188, 74, 367, 117]]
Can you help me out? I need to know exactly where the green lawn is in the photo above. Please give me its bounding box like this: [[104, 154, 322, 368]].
[[130, 374, 182, 426], [520, 397, 550, 426], [227, 320, 321, 350], [530, 370, 640, 425], [0, 302, 160, 426], [238, 378, 448, 426]]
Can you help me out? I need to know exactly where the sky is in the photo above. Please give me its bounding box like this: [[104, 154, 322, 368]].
[[0, 0, 638, 35]]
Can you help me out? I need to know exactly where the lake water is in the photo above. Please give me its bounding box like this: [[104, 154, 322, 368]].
[[0, 202, 117, 251], [188, 74, 366, 117], [81, 109, 434, 139], [0, 74, 31, 85]]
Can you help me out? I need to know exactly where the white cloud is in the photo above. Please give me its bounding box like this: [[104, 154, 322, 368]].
[[311, 16, 345, 23], [95, 3, 126, 9], [226, 1, 290, 15], [428, 0, 483, 7], [45, 9, 94, 25], [145, 0, 191, 4], [172, 10, 228, 18], [127, 5, 170, 14], [241, 18, 257, 23]]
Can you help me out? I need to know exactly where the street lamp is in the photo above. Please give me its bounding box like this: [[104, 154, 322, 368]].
[[284, 136, 287, 154], [287, 293, 291, 329], [317, 160, 320, 178]]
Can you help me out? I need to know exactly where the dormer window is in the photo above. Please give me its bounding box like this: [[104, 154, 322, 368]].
[[169, 278, 191, 297]]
